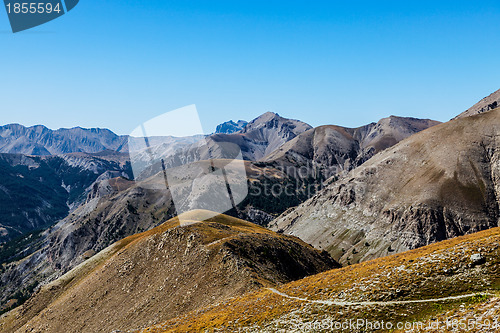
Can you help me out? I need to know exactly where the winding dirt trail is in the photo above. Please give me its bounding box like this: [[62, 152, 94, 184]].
[[267, 288, 496, 307]]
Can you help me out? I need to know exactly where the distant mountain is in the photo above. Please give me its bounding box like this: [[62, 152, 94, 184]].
[[270, 107, 500, 264], [0, 211, 338, 332], [132, 112, 313, 179], [239, 112, 312, 159], [0, 114, 298, 158], [195, 112, 313, 162], [455, 88, 500, 119], [0, 124, 128, 155], [215, 120, 248, 134], [263, 116, 440, 178]]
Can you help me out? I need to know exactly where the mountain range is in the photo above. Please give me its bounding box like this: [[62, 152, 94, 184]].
[[0, 109, 440, 316], [1, 88, 500, 332], [0, 124, 129, 156], [270, 107, 500, 264]]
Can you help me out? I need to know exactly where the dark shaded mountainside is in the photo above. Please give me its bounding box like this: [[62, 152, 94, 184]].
[[271, 107, 500, 265], [0, 152, 132, 242], [0, 211, 338, 333]]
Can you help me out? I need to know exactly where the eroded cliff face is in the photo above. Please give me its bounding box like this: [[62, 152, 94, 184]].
[[271, 109, 500, 265]]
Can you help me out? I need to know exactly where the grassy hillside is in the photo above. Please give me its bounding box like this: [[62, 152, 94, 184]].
[[142, 226, 500, 332], [0, 211, 337, 333]]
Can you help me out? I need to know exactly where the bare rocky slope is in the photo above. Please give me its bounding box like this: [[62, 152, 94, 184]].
[[270, 108, 500, 265], [0, 211, 338, 333], [238, 112, 312, 159], [0, 176, 174, 311], [0, 160, 301, 311]]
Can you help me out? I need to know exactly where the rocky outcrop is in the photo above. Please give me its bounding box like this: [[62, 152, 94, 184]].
[[455, 88, 500, 119]]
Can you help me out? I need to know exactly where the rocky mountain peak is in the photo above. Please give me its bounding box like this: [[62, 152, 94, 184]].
[[215, 120, 248, 134], [235, 112, 312, 159], [243, 112, 291, 131]]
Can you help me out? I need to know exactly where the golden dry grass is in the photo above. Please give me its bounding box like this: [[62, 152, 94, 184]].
[[143, 226, 500, 332], [0, 210, 334, 333]]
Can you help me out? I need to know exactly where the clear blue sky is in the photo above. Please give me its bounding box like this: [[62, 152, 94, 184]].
[[1, 0, 499, 134]]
